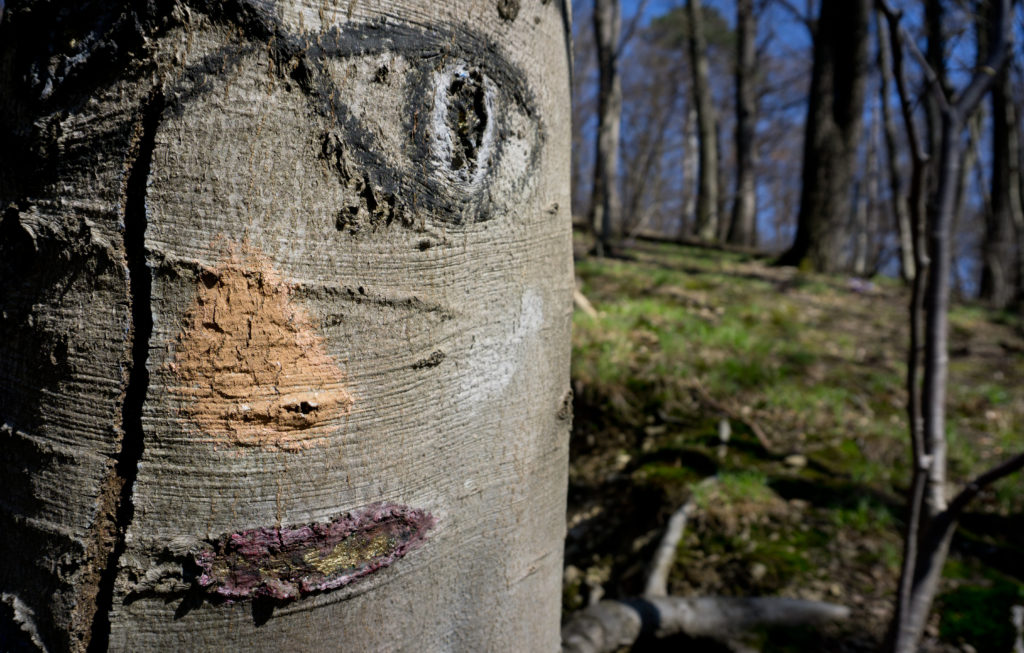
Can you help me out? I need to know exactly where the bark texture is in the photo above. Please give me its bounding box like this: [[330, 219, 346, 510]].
[[777, 0, 870, 271], [0, 1, 573, 651]]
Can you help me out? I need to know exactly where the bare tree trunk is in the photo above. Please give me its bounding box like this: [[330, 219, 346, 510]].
[[571, 2, 597, 225], [776, 0, 870, 271], [728, 0, 759, 247], [852, 106, 880, 277], [876, 13, 915, 281], [1010, 96, 1024, 308], [592, 0, 623, 256], [687, 0, 720, 241], [877, 2, 1022, 651], [925, 0, 954, 194], [980, 64, 1019, 308], [682, 104, 699, 238], [0, 2, 573, 651]]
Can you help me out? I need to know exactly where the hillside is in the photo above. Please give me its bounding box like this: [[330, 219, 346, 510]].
[[565, 238, 1024, 651]]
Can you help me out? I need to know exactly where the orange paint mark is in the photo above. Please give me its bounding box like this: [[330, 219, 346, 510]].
[[170, 242, 353, 450]]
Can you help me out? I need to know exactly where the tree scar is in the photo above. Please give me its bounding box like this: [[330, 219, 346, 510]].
[[195, 504, 435, 602]]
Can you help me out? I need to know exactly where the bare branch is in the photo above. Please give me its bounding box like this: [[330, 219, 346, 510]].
[[691, 378, 773, 451], [644, 479, 716, 597], [616, 0, 649, 55], [945, 450, 1024, 521], [875, 0, 952, 115], [770, 0, 814, 33], [562, 596, 849, 653], [956, 0, 1012, 117]]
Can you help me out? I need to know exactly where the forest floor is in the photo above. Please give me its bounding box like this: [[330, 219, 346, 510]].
[[564, 236, 1024, 652]]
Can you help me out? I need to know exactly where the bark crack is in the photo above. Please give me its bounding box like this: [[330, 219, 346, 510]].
[[87, 88, 164, 653]]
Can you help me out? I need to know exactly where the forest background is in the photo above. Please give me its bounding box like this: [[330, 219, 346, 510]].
[[565, 0, 1024, 651]]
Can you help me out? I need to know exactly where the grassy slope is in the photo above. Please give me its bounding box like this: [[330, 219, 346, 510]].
[[566, 239, 1024, 651]]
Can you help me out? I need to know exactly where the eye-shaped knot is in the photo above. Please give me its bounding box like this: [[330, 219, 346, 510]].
[[429, 64, 496, 188]]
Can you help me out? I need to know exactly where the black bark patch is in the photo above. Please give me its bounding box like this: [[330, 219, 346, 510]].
[[412, 350, 446, 369], [497, 0, 521, 21], [88, 88, 164, 653], [446, 70, 488, 173]]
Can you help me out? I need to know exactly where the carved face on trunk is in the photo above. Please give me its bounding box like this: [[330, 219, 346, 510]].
[[0, 1, 570, 649], [154, 12, 546, 452], [131, 2, 564, 606]]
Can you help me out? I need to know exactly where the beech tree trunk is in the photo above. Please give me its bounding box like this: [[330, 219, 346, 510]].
[[0, 2, 573, 651], [687, 0, 720, 241], [727, 0, 758, 247], [776, 0, 870, 271], [592, 0, 622, 255]]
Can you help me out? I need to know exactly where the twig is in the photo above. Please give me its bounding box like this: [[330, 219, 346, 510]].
[[644, 478, 716, 597], [691, 379, 773, 451], [940, 450, 1024, 526], [573, 287, 599, 319], [770, 0, 815, 33]]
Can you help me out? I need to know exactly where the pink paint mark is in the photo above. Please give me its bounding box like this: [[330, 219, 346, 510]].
[[195, 503, 435, 602]]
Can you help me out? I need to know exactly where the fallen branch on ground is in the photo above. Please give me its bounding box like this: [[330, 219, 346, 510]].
[[574, 287, 599, 319], [562, 478, 850, 653], [562, 595, 851, 653], [690, 379, 774, 452]]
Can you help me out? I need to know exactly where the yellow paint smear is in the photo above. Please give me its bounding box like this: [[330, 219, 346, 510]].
[[171, 242, 353, 450], [302, 534, 395, 576]]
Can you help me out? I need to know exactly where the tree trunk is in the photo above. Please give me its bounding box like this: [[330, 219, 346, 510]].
[[0, 2, 573, 651], [592, 0, 623, 255], [727, 0, 758, 247], [681, 104, 699, 238], [980, 66, 1018, 308], [923, 0, 947, 189], [776, 0, 870, 271], [877, 1, 1016, 649], [687, 0, 720, 241], [876, 11, 915, 282], [1010, 97, 1024, 309]]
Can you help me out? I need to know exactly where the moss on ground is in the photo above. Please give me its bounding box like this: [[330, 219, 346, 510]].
[[567, 238, 1024, 651]]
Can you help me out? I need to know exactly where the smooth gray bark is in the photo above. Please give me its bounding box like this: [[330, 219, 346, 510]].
[[0, 2, 573, 651]]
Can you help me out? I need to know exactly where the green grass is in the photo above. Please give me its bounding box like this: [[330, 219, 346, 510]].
[[570, 238, 1024, 646]]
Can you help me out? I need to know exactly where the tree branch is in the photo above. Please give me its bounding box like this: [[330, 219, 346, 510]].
[[562, 596, 849, 653], [955, 0, 1011, 117], [644, 480, 717, 597], [945, 450, 1024, 522], [616, 0, 649, 56], [770, 0, 814, 33], [875, 0, 952, 115]]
